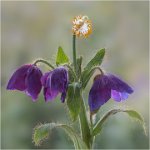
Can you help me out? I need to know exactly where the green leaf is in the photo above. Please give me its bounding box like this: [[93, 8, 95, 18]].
[[84, 48, 105, 71], [76, 56, 83, 79], [56, 46, 69, 65], [93, 109, 146, 137], [33, 123, 88, 149], [80, 67, 95, 89], [80, 48, 105, 89], [66, 83, 81, 121]]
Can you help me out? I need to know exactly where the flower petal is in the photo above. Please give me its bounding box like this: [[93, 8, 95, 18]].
[[51, 67, 68, 93], [42, 67, 68, 102], [41, 72, 51, 86], [43, 87, 59, 101], [111, 90, 129, 102], [7, 65, 31, 91], [61, 91, 67, 103], [89, 87, 111, 112], [25, 65, 42, 101], [108, 74, 134, 94], [88, 76, 111, 112]]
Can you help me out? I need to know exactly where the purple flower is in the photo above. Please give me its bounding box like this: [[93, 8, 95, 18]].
[[7, 64, 42, 101], [41, 66, 68, 102], [88, 73, 133, 112]]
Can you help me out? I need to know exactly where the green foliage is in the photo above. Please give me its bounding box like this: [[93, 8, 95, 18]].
[[92, 109, 145, 137], [66, 83, 81, 121], [33, 123, 88, 149], [80, 49, 105, 89], [84, 48, 105, 71], [33, 123, 55, 146], [80, 67, 95, 89], [56, 46, 70, 65]]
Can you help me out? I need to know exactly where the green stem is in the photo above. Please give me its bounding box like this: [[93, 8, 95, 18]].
[[73, 35, 77, 74], [90, 113, 94, 149], [72, 34, 92, 149], [34, 59, 54, 69]]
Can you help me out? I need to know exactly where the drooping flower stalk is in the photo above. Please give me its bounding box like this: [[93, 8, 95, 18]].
[[34, 59, 55, 69]]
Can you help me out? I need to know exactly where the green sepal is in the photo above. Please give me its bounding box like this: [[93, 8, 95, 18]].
[[66, 82, 81, 121], [92, 109, 146, 137], [56, 46, 70, 66], [33, 122, 88, 149], [84, 48, 105, 71]]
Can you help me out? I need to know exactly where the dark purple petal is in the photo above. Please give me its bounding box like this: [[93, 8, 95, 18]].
[[44, 87, 59, 101], [41, 72, 50, 86], [88, 76, 111, 112], [25, 65, 42, 101], [108, 74, 134, 94], [42, 67, 68, 102], [51, 67, 68, 93], [7, 65, 31, 91], [61, 91, 67, 103]]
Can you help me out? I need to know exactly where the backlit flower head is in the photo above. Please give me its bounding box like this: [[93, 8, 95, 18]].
[[72, 15, 92, 38], [88, 73, 133, 113]]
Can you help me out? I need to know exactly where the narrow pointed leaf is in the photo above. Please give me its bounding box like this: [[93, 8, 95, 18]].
[[84, 48, 105, 71], [66, 83, 81, 121], [80, 67, 95, 89], [56, 46, 70, 65], [93, 109, 145, 136], [33, 123, 88, 149]]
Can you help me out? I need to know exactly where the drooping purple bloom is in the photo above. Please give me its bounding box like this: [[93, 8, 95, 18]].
[[41, 66, 68, 102], [7, 64, 42, 101], [88, 73, 133, 112]]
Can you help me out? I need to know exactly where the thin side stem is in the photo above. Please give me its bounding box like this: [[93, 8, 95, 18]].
[[94, 66, 104, 75], [34, 59, 55, 69]]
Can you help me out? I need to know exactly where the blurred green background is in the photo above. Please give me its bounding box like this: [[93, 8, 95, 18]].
[[1, 1, 149, 149]]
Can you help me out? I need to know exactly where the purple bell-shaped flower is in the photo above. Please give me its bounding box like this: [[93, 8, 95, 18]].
[[7, 64, 42, 101], [88, 73, 134, 112], [41, 66, 68, 102]]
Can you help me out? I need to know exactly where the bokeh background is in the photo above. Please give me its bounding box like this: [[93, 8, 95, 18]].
[[1, 1, 149, 149]]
